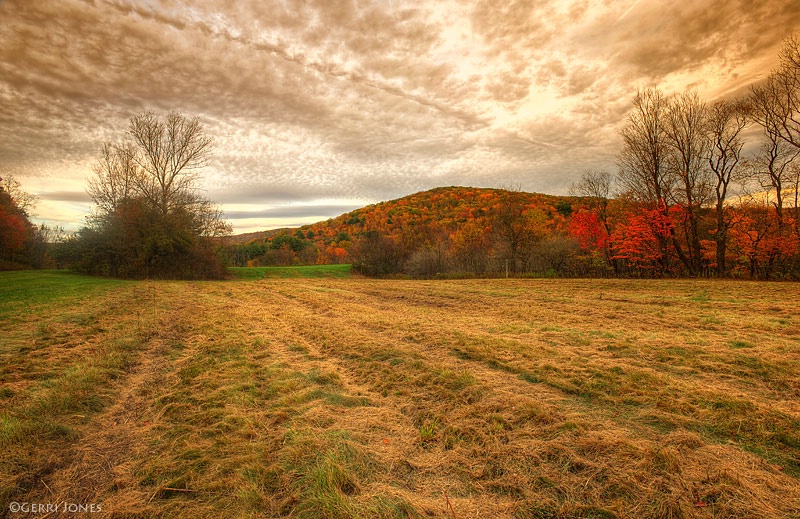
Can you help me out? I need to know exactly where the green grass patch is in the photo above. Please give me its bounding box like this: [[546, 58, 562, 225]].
[[0, 270, 130, 320], [228, 264, 352, 279]]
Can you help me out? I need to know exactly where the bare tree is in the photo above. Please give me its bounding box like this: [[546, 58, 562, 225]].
[[706, 98, 748, 275], [617, 88, 690, 272], [790, 162, 800, 241], [183, 192, 233, 238], [617, 88, 674, 204], [78, 111, 229, 279], [129, 111, 212, 217], [570, 169, 615, 270], [570, 169, 613, 222], [664, 91, 712, 275], [748, 85, 800, 227], [771, 35, 800, 150], [0, 176, 37, 216]]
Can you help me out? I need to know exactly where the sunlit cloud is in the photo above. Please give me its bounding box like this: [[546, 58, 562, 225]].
[[2, 0, 798, 233]]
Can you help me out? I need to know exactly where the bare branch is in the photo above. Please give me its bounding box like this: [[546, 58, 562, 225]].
[[617, 88, 673, 204], [128, 111, 212, 217], [88, 141, 140, 214], [0, 176, 37, 216]]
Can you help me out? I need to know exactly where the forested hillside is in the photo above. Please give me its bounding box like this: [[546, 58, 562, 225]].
[[223, 182, 800, 279], [223, 186, 576, 276]]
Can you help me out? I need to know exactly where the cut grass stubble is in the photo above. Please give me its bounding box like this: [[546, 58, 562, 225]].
[[0, 272, 798, 518]]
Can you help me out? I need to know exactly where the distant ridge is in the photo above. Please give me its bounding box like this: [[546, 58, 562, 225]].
[[225, 228, 291, 244], [302, 185, 575, 241], [227, 186, 578, 245]]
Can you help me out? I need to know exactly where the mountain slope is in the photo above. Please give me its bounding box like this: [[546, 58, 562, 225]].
[[225, 186, 584, 271], [302, 186, 577, 244]]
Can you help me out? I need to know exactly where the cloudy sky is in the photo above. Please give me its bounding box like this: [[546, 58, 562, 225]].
[[2, 0, 799, 233]]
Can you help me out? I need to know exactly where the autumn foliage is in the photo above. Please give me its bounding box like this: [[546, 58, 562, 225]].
[[227, 36, 800, 279], [0, 200, 29, 261], [0, 178, 44, 270], [222, 184, 800, 279], [221, 37, 800, 280], [226, 187, 574, 276]]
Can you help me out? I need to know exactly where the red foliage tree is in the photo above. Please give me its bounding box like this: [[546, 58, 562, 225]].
[[729, 204, 799, 278], [611, 205, 674, 275], [0, 205, 28, 257], [0, 187, 34, 267], [569, 212, 607, 251]]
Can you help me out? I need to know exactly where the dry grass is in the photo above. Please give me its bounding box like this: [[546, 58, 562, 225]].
[[1, 274, 799, 518]]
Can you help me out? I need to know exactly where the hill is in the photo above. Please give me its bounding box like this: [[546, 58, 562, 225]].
[[223, 186, 585, 274], [304, 186, 576, 243]]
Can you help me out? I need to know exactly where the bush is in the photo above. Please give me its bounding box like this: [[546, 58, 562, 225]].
[[529, 236, 582, 276], [351, 231, 405, 276], [406, 246, 449, 279]]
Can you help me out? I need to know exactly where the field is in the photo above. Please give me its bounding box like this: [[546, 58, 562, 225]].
[[228, 264, 353, 279], [1, 270, 799, 518]]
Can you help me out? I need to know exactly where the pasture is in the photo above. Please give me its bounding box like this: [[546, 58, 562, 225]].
[[228, 264, 353, 279], [0, 270, 798, 518]]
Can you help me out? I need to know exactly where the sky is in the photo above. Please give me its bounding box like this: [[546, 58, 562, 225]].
[[2, 0, 800, 234]]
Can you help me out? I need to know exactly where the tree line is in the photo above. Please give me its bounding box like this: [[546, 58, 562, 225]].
[[604, 35, 800, 278], [364, 36, 800, 279]]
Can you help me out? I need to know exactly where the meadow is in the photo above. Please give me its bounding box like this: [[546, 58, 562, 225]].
[[1, 269, 798, 518]]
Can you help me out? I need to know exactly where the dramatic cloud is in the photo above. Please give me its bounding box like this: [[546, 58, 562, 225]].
[[1, 0, 798, 232]]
